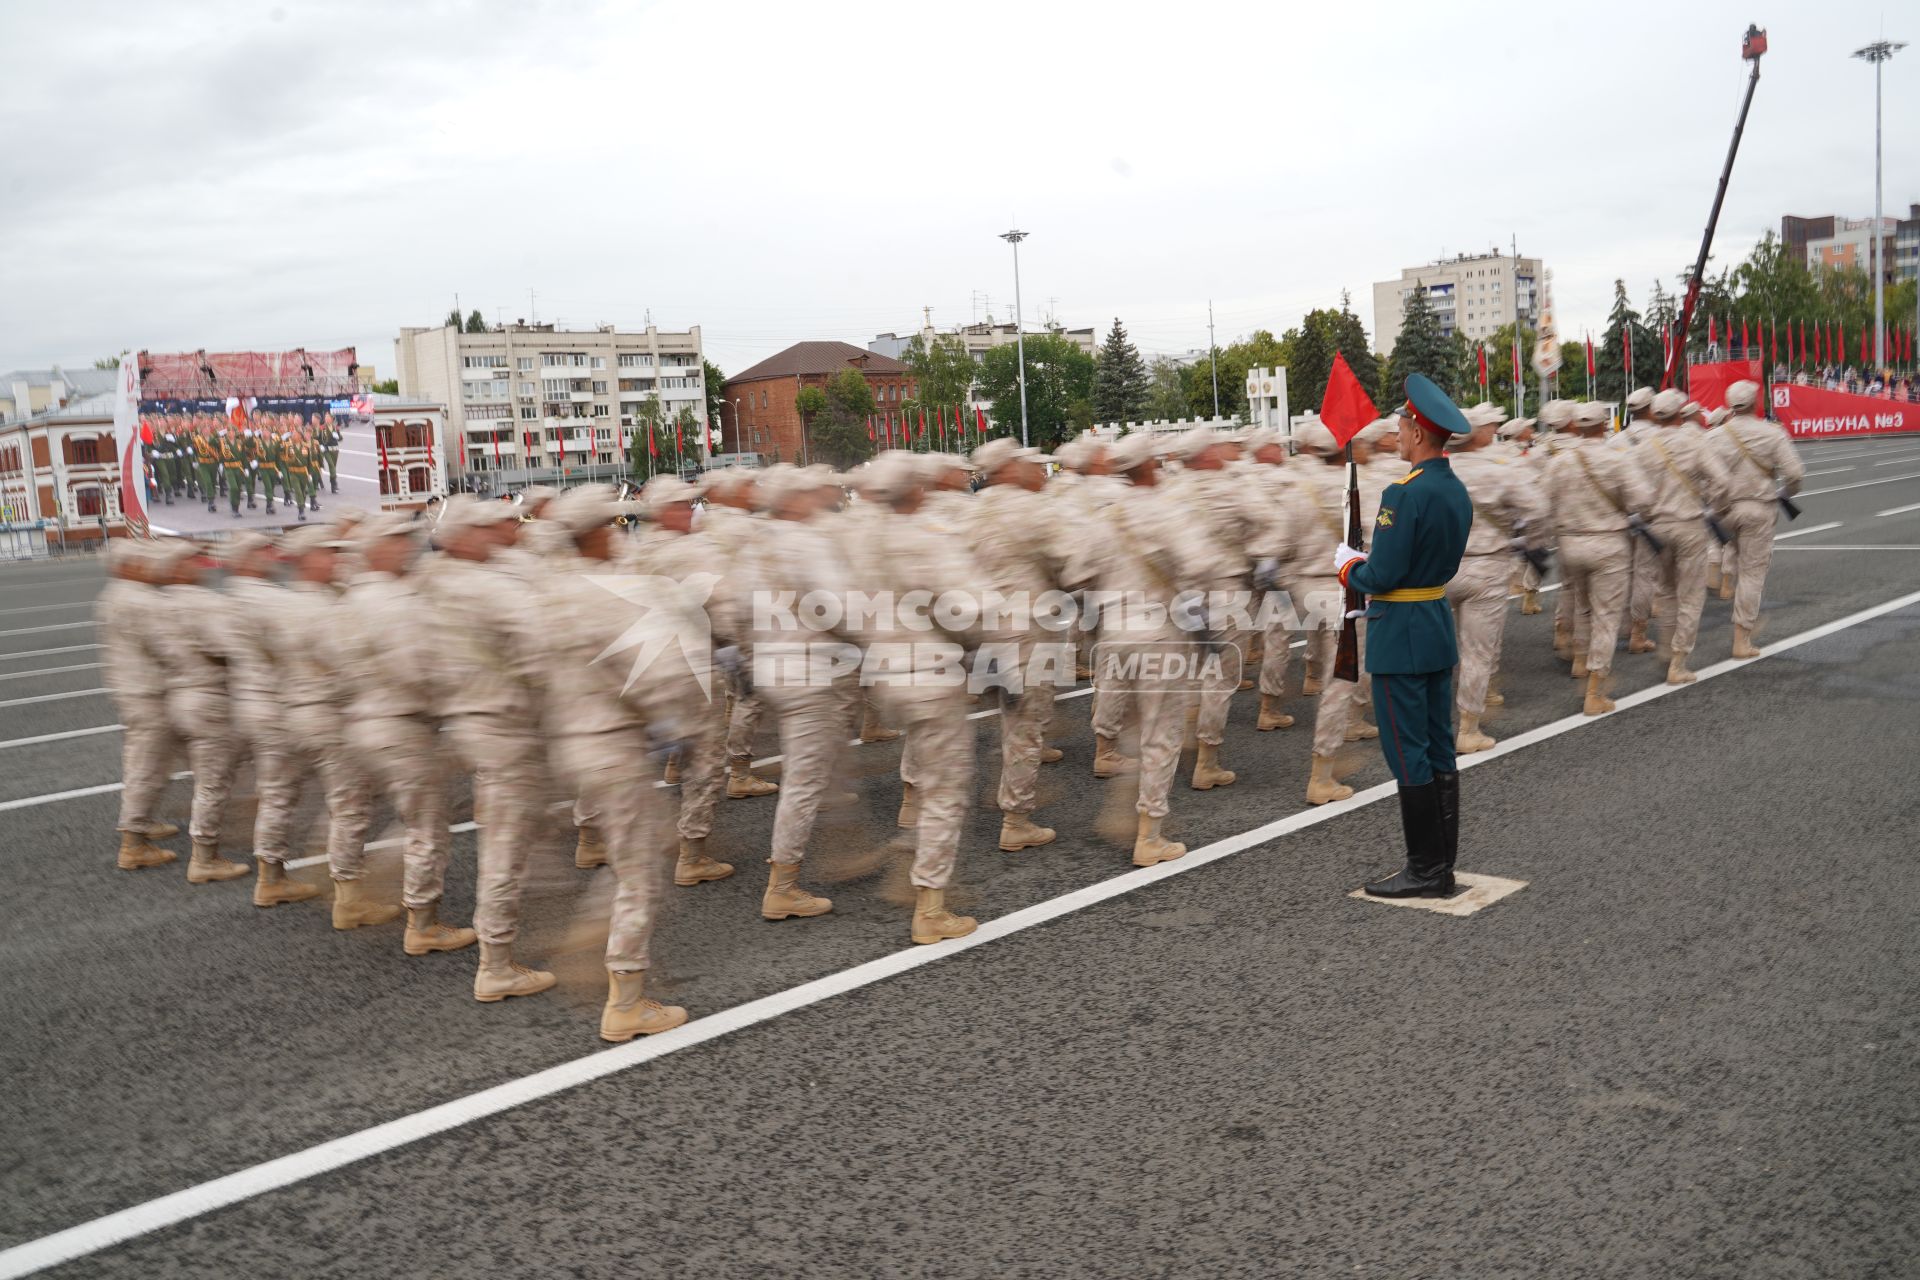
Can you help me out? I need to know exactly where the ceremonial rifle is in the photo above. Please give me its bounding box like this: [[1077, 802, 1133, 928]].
[[1333, 443, 1363, 684]]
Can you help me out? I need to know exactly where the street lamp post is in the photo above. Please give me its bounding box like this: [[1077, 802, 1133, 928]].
[[1854, 38, 1906, 374], [1000, 228, 1031, 448], [731, 397, 745, 457]]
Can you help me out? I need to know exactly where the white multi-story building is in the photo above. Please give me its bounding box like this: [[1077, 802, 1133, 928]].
[[395, 320, 706, 485], [1372, 251, 1544, 353]]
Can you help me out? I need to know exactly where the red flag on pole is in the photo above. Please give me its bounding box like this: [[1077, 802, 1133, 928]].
[[648, 426, 657, 458], [1837, 322, 1845, 361], [1511, 335, 1521, 386], [917, 409, 927, 441], [1318, 351, 1378, 448], [377, 426, 389, 473], [867, 415, 875, 443], [491, 428, 501, 470], [954, 405, 965, 440], [1708, 316, 1716, 347], [1476, 344, 1487, 387], [675, 419, 683, 457], [1585, 334, 1595, 377], [976, 406, 988, 436]]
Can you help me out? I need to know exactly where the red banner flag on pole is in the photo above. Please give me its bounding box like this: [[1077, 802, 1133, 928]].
[[917, 409, 927, 441], [976, 406, 988, 436], [867, 415, 875, 443], [1477, 344, 1487, 387], [1708, 316, 1716, 347], [1585, 334, 1595, 377], [1318, 351, 1378, 448], [954, 405, 965, 440]]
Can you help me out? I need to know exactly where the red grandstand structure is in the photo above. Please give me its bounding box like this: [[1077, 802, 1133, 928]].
[[136, 348, 360, 400]]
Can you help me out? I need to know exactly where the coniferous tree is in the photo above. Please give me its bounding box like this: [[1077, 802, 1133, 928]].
[[1385, 284, 1453, 399], [1596, 280, 1657, 404], [1091, 317, 1150, 422]]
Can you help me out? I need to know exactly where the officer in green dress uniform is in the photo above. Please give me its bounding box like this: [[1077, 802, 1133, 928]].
[[258, 429, 283, 515], [318, 422, 342, 494], [220, 429, 247, 517], [151, 426, 177, 504], [193, 423, 220, 510], [1333, 373, 1474, 898]]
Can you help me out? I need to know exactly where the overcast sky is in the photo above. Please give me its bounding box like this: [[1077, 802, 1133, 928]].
[[1, 0, 1914, 385]]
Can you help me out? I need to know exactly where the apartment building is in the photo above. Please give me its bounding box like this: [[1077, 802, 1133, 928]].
[[868, 320, 1095, 412], [395, 320, 706, 484], [1372, 250, 1544, 353]]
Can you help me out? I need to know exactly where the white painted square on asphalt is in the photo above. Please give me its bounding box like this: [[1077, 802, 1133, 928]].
[[1348, 872, 1528, 917]]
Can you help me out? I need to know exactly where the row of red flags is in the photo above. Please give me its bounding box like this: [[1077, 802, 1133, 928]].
[[1475, 320, 1917, 387], [866, 405, 990, 448]]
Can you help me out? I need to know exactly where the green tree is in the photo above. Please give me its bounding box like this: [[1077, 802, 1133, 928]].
[[1284, 296, 1378, 416], [371, 378, 399, 395], [445, 308, 462, 329], [1145, 357, 1190, 420], [1384, 285, 1453, 398], [627, 393, 664, 477], [1090, 318, 1150, 422], [802, 369, 877, 468], [1483, 322, 1544, 411], [974, 332, 1097, 450], [465, 310, 488, 334], [1596, 280, 1657, 404], [1182, 328, 1287, 420], [92, 355, 120, 370], [901, 334, 976, 419], [703, 359, 727, 430]]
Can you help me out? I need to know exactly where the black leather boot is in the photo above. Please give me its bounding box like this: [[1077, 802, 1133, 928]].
[[1363, 781, 1449, 898], [1433, 770, 1460, 892]]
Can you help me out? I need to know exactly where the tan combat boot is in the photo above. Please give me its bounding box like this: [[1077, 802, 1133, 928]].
[[1570, 652, 1589, 678], [911, 887, 977, 944], [1627, 622, 1656, 654], [1706, 564, 1722, 594], [144, 821, 181, 840], [674, 836, 734, 886], [574, 826, 608, 869], [1301, 674, 1325, 697], [1131, 813, 1187, 867], [1306, 754, 1353, 805], [860, 708, 901, 743], [1484, 689, 1505, 707], [1718, 572, 1734, 601], [117, 830, 177, 871], [1583, 671, 1616, 716], [662, 755, 681, 785], [1345, 719, 1379, 742], [762, 862, 832, 920], [726, 755, 778, 799], [1551, 622, 1572, 659], [1666, 654, 1697, 685], [1257, 694, 1294, 731], [896, 782, 919, 829], [253, 860, 321, 908], [1040, 745, 1064, 763], [998, 812, 1056, 851], [1456, 713, 1497, 755], [333, 878, 403, 930], [599, 971, 689, 1042], [403, 903, 477, 954], [186, 841, 249, 884], [1732, 626, 1761, 659], [1190, 743, 1237, 790], [1520, 589, 1542, 615], [1092, 734, 1136, 778], [473, 942, 556, 1003]]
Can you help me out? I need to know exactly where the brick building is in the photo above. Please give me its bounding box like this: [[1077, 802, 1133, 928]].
[[721, 341, 915, 463]]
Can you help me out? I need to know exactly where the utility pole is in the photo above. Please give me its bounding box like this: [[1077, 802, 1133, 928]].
[[1854, 38, 1905, 373], [1208, 300, 1220, 418], [1000, 228, 1031, 447]]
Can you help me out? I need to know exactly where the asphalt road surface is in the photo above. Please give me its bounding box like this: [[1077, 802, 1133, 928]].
[[3, 435, 1917, 1278]]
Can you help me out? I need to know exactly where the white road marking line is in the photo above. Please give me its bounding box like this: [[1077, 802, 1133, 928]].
[[0, 688, 108, 708], [9, 587, 1918, 1280], [0, 771, 190, 814], [0, 724, 125, 751], [0, 663, 102, 683], [1798, 471, 1920, 497], [0, 601, 92, 617], [0, 620, 94, 638], [1772, 521, 1842, 540], [1799, 467, 1854, 477], [1774, 544, 1920, 552], [1871, 453, 1920, 466], [0, 643, 104, 662], [1873, 501, 1920, 518]]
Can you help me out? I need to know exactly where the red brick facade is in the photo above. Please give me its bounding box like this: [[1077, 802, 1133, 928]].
[[721, 342, 915, 464]]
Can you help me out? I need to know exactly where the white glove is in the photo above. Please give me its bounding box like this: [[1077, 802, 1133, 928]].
[[1333, 542, 1366, 576], [1343, 607, 1368, 620]]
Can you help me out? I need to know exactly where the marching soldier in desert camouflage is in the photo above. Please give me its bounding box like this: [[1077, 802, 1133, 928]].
[[1711, 380, 1804, 659]]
